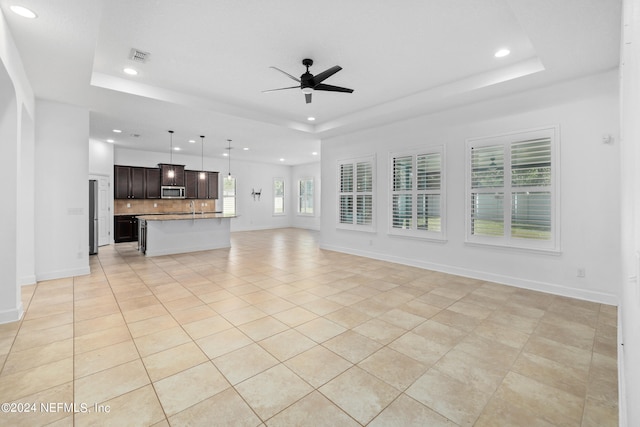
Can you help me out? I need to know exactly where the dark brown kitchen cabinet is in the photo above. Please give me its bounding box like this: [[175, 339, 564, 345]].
[[205, 172, 219, 199], [114, 215, 138, 243], [145, 168, 161, 199], [185, 170, 218, 199], [159, 164, 185, 187], [114, 166, 146, 199], [184, 170, 199, 199]]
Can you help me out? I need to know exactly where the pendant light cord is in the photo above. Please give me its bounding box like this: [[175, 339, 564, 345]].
[[227, 139, 232, 176], [168, 130, 174, 164], [201, 135, 205, 170]]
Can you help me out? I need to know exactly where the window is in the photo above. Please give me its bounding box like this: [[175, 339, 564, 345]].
[[338, 156, 375, 231], [273, 178, 285, 215], [389, 147, 444, 240], [298, 177, 313, 215], [223, 176, 236, 215], [466, 126, 559, 251]]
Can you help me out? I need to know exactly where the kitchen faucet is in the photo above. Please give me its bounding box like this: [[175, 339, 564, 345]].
[[189, 200, 195, 215]]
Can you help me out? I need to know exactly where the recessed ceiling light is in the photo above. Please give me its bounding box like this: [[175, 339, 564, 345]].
[[112, 129, 122, 133], [174, 147, 181, 151], [279, 158, 285, 162], [243, 147, 249, 151], [10, 5, 37, 19], [312, 152, 318, 156], [106, 139, 114, 143], [223, 153, 229, 157], [494, 48, 510, 58], [188, 139, 195, 143], [123, 67, 138, 76], [307, 117, 316, 121]]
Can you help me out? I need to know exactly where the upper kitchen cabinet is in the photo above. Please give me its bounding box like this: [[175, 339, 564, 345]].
[[205, 172, 219, 199], [145, 168, 161, 199], [184, 170, 199, 199], [186, 170, 219, 199], [159, 164, 185, 187], [114, 165, 146, 199]]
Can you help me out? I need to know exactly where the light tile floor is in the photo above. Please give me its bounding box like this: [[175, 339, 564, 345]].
[[0, 228, 618, 426]]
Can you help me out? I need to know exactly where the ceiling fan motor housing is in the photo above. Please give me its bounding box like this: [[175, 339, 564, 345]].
[[263, 58, 353, 103]]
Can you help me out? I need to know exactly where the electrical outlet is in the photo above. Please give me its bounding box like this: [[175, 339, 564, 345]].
[[577, 268, 586, 278]]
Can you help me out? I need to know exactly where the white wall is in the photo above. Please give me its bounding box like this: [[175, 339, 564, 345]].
[[35, 100, 90, 280], [320, 70, 620, 305], [291, 162, 321, 230], [114, 147, 296, 231], [619, 0, 640, 424], [89, 138, 114, 176], [17, 105, 35, 285], [0, 63, 20, 323], [0, 8, 34, 323]]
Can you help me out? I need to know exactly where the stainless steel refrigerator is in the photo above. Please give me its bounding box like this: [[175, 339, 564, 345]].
[[89, 179, 98, 255]]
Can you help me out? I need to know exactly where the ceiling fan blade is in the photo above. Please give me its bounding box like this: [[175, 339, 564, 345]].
[[314, 83, 354, 93], [269, 66, 301, 83], [312, 65, 342, 85], [262, 86, 300, 93], [305, 93, 312, 104]]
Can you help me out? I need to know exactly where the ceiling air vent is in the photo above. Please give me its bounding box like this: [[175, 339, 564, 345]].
[[129, 48, 150, 63]]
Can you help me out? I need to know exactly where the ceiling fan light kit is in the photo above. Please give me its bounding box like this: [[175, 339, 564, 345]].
[[263, 58, 354, 104]]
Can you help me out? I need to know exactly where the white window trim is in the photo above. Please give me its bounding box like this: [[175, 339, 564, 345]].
[[465, 125, 560, 253], [388, 146, 446, 241], [298, 177, 314, 216], [336, 155, 376, 232], [273, 177, 285, 216]]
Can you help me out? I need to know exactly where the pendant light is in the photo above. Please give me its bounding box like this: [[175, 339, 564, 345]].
[[199, 135, 206, 180], [167, 130, 175, 179], [227, 139, 232, 176]]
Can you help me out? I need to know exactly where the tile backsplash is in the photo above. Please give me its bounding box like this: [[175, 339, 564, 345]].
[[114, 199, 219, 215]]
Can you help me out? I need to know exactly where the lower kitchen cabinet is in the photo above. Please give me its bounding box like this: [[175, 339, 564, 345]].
[[114, 215, 138, 243]]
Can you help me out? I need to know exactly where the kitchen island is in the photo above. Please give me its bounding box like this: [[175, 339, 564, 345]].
[[137, 213, 235, 256]]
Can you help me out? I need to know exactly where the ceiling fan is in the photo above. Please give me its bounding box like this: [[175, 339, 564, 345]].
[[263, 58, 354, 104]]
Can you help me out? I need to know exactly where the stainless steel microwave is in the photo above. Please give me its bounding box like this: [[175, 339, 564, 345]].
[[161, 186, 185, 199]]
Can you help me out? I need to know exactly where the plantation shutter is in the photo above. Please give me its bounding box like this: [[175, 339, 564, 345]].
[[510, 137, 552, 240], [339, 163, 353, 224], [390, 148, 445, 238], [416, 153, 441, 231], [337, 156, 375, 230], [273, 178, 284, 214], [466, 126, 557, 250], [356, 162, 373, 225], [392, 156, 412, 229], [298, 178, 313, 214]]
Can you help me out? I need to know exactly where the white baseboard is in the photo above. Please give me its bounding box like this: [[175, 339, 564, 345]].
[[617, 304, 627, 427], [319, 243, 618, 305], [36, 266, 90, 282], [18, 275, 36, 286], [0, 303, 23, 325]]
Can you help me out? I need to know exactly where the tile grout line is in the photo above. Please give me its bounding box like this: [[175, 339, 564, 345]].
[[93, 247, 171, 425]]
